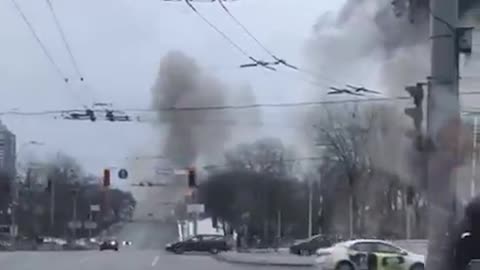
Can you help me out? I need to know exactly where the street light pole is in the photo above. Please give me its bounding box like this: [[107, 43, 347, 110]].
[[471, 116, 478, 198], [12, 140, 44, 245], [308, 180, 313, 238], [72, 190, 78, 239], [425, 0, 460, 269]]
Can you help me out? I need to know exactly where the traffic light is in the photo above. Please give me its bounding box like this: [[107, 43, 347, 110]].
[[405, 83, 425, 151], [187, 167, 196, 188], [103, 169, 110, 187]]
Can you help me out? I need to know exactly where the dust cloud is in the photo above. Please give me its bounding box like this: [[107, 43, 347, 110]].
[[151, 50, 259, 168]]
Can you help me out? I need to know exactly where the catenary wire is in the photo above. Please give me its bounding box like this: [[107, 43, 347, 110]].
[[10, 0, 69, 83]]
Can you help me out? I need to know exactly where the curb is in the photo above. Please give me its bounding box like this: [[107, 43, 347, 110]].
[[214, 253, 317, 267]]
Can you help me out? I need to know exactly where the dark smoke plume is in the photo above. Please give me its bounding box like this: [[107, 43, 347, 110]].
[[151, 51, 236, 167], [306, 0, 480, 96]]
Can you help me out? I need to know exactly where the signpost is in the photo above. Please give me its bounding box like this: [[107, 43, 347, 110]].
[[187, 204, 205, 213], [187, 204, 204, 236], [68, 221, 82, 230], [118, 169, 128, 179], [174, 169, 188, 175], [90, 205, 100, 212], [84, 221, 97, 230]]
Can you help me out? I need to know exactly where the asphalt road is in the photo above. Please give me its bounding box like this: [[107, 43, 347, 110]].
[[0, 221, 305, 270], [113, 220, 178, 250], [0, 249, 310, 270]]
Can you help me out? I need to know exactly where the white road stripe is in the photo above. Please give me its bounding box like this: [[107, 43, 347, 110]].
[[151, 255, 159, 267], [78, 253, 93, 264]]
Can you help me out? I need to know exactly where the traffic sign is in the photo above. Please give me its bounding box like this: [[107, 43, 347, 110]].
[[187, 204, 205, 213], [84, 221, 97, 229], [155, 167, 172, 175], [90, 204, 100, 212], [118, 169, 128, 179], [68, 221, 82, 229], [174, 169, 188, 175]]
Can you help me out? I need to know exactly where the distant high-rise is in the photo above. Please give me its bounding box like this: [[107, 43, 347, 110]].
[[0, 121, 16, 178]]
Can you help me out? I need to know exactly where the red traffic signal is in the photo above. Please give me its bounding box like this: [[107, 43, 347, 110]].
[[103, 169, 110, 187], [187, 167, 196, 188]]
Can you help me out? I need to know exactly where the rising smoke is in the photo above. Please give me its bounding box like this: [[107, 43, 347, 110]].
[[151, 51, 257, 168], [303, 0, 480, 235], [306, 0, 480, 94]]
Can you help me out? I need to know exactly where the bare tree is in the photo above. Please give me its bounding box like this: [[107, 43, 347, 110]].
[[314, 105, 422, 238], [314, 107, 373, 238], [14, 153, 136, 238], [224, 138, 295, 177]]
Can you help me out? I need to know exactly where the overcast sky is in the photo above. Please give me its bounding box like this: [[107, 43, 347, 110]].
[[0, 0, 347, 184]]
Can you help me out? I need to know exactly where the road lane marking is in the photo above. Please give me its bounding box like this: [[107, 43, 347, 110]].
[[78, 253, 94, 264], [151, 255, 159, 267]]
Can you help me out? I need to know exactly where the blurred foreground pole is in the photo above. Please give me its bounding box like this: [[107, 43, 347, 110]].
[[308, 180, 313, 238], [426, 0, 460, 270]]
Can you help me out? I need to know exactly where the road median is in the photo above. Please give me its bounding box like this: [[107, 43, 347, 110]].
[[215, 251, 317, 267]]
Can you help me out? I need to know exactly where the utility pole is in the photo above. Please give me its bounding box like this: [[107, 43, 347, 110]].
[[49, 178, 55, 232], [72, 189, 78, 239], [307, 180, 313, 238], [471, 116, 478, 198], [426, 0, 460, 270], [9, 182, 16, 250]]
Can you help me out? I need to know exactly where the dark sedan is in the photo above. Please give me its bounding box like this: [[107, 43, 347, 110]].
[[165, 234, 230, 254], [99, 239, 119, 251], [289, 234, 335, 256]]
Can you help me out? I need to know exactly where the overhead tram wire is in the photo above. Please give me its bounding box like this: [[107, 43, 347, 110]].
[[3, 90, 480, 119], [217, 0, 276, 59], [44, 0, 84, 81], [45, 0, 99, 108], [215, 0, 351, 87], [182, 0, 272, 70], [10, 0, 69, 83]]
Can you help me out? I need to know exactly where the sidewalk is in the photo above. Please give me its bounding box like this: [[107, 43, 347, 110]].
[[215, 251, 317, 267]]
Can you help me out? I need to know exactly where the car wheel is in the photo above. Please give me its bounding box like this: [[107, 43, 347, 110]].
[[114, 248, 119, 251], [336, 261, 354, 270], [174, 247, 184, 254], [410, 263, 425, 270], [209, 248, 219, 254]]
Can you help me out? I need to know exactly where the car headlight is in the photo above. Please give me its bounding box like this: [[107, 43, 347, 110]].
[[111, 241, 116, 245], [166, 243, 171, 247]]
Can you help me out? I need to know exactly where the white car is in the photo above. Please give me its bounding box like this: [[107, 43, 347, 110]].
[[315, 239, 425, 270]]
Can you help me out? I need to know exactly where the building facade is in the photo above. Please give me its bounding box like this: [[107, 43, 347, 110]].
[[0, 121, 16, 178]]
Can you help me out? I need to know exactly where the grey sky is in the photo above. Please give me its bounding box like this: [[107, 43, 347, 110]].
[[0, 0, 346, 184]]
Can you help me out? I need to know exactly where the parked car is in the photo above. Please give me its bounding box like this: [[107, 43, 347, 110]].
[[289, 234, 336, 256], [315, 239, 425, 270], [165, 234, 230, 254]]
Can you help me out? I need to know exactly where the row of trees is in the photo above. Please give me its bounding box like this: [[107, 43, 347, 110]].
[[197, 105, 432, 247], [0, 153, 136, 239]]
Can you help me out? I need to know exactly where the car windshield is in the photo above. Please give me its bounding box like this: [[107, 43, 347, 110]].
[[0, 0, 474, 269]]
